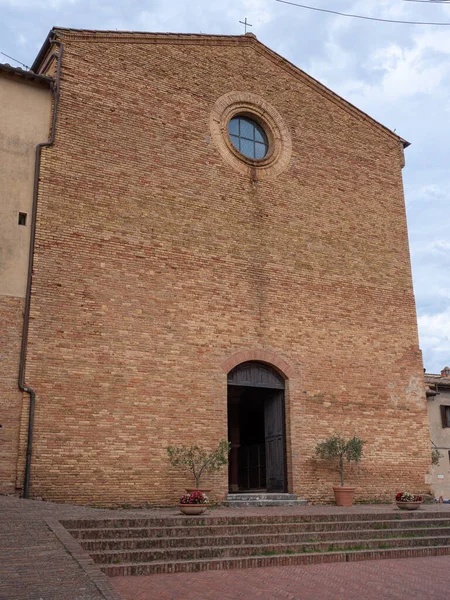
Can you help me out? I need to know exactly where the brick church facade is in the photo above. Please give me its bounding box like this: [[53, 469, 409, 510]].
[[0, 28, 431, 505]]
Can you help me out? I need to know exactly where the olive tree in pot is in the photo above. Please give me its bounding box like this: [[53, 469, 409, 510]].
[[167, 439, 231, 494], [315, 435, 365, 506]]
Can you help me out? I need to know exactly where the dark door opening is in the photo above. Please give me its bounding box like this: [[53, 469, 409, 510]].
[[227, 362, 286, 494]]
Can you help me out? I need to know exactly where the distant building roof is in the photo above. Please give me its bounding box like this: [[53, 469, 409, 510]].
[[425, 369, 450, 389], [0, 62, 53, 87]]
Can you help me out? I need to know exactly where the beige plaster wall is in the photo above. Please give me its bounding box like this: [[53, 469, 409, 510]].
[[0, 74, 51, 494], [0, 75, 51, 298], [428, 389, 450, 500]]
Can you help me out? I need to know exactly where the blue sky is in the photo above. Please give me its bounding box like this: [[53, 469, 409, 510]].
[[1, 0, 449, 373]]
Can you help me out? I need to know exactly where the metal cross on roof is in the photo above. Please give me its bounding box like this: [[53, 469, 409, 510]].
[[239, 17, 253, 34]]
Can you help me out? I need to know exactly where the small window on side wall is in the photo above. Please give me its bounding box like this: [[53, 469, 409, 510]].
[[440, 405, 450, 428]]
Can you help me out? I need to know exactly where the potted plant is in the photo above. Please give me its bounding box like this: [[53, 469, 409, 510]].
[[395, 491, 422, 510], [315, 434, 365, 506], [179, 491, 209, 515], [167, 438, 230, 493]]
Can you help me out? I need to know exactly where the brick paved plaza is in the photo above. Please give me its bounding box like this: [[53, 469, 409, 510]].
[[113, 556, 450, 599], [1, 495, 450, 600]]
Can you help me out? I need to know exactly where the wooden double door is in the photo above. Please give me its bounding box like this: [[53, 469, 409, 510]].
[[228, 362, 287, 493]]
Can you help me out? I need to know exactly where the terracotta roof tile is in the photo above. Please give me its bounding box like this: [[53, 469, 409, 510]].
[[0, 62, 53, 86]]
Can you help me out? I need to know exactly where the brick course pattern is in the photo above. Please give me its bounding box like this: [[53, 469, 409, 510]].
[[0, 297, 25, 495], [12, 29, 430, 505]]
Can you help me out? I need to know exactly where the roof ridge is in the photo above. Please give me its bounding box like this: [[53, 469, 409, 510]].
[[32, 28, 408, 148]]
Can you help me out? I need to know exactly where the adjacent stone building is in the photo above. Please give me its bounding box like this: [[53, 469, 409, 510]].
[[426, 367, 450, 500], [0, 28, 431, 505]]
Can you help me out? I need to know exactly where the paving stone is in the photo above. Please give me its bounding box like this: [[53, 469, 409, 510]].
[[112, 555, 450, 600]]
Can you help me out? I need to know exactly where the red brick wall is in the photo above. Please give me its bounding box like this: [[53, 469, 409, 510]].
[[22, 31, 430, 505], [0, 297, 25, 494]]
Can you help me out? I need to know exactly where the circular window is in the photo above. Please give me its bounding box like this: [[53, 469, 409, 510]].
[[228, 116, 269, 160], [210, 92, 292, 179]]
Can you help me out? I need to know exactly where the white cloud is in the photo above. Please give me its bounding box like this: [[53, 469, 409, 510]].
[[337, 35, 450, 105], [429, 240, 450, 255], [413, 239, 450, 259], [242, 0, 272, 27], [406, 183, 448, 207], [0, 0, 78, 7], [418, 309, 450, 372]]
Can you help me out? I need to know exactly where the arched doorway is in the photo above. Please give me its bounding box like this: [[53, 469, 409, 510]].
[[227, 361, 287, 493]]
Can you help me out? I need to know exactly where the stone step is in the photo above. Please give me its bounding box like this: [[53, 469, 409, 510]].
[[66, 517, 450, 540], [224, 493, 307, 507], [62, 511, 450, 531], [89, 535, 450, 565], [226, 493, 299, 501], [101, 544, 450, 577], [79, 526, 450, 552], [225, 500, 307, 507], [64, 513, 450, 576]]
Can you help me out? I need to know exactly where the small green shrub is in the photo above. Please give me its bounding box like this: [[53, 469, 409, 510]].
[[167, 439, 230, 488], [315, 435, 365, 487]]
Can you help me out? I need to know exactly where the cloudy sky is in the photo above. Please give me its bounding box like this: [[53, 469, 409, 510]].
[[1, 0, 449, 373]]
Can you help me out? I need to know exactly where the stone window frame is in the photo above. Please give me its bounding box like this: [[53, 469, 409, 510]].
[[210, 91, 292, 180], [440, 405, 450, 428]]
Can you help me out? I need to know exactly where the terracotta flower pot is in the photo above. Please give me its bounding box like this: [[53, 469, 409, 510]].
[[396, 501, 421, 511], [179, 504, 208, 515], [333, 486, 355, 506]]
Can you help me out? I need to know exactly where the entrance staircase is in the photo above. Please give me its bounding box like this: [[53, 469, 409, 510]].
[[224, 493, 307, 507], [62, 511, 450, 577]]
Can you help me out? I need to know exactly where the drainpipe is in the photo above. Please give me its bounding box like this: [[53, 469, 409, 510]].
[[19, 38, 63, 499]]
